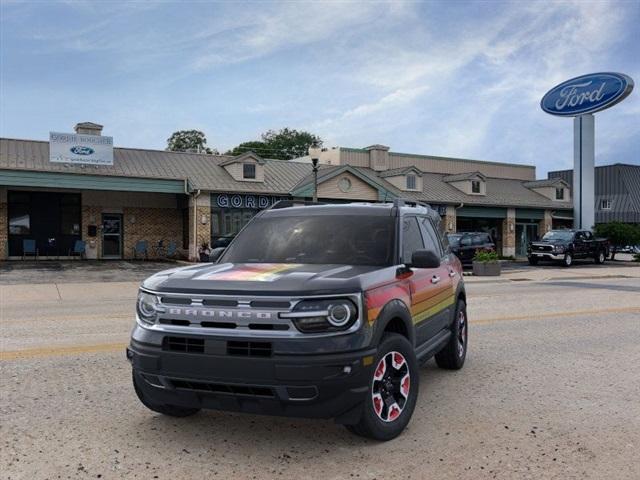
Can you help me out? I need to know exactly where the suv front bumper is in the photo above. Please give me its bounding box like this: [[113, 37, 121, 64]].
[[528, 252, 565, 261], [128, 338, 377, 424]]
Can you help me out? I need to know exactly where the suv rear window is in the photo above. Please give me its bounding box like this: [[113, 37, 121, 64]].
[[220, 215, 395, 266]]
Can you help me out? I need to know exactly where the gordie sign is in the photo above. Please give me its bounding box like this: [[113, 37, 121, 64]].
[[541, 72, 634, 116]]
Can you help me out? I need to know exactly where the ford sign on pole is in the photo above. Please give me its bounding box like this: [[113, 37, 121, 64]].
[[49, 132, 114, 166], [541, 72, 634, 116], [541, 72, 634, 230]]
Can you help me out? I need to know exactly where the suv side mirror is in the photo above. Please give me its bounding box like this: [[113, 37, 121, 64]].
[[209, 247, 226, 263], [410, 249, 441, 269]]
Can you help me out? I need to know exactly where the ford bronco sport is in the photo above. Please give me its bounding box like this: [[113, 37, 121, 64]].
[[128, 200, 467, 440]]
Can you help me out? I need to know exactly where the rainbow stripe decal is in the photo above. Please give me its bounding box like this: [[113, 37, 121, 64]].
[[201, 264, 298, 282], [365, 274, 455, 325]]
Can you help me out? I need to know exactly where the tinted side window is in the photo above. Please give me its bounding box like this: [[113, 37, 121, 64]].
[[472, 234, 484, 246], [460, 235, 472, 246], [419, 217, 443, 257], [402, 217, 425, 264]]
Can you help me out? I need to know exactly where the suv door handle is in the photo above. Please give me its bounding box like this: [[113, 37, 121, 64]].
[[431, 275, 441, 284], [449, 270, 457, 277]]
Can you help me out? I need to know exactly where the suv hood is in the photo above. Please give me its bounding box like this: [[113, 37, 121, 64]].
[[142, 262, 384, 296]]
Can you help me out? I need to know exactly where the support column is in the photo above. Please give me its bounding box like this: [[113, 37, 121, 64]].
[[539, 210, 553, 238], [189, 193, 211, 261], [573, 114, 595, 230], [0, 188, 7, 260], [444, 205, 457, 233], [502, 208, 516, 257]]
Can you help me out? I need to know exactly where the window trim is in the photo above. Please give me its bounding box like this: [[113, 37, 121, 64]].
[[243, 162, 256, 180], [406, 174, 417, 190], [600, 199, 612, 210], [471, 180, 481, 194], [555, 187, 564, 200]]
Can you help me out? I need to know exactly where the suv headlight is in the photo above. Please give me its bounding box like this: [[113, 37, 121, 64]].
[[137, 291, 160, 325], [282, 298, 358, 333], [555, 245, 565, 253]]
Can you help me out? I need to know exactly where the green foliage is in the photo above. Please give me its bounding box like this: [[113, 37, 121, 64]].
[[225, 141, 270, 157], [226, 128, 322, 160], [593, 222, 640, 259], [473, 250, 499, 262], [167, 130, 217, 154]]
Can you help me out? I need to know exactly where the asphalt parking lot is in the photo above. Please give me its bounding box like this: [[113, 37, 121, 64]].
[[1, 261, 639, 479]]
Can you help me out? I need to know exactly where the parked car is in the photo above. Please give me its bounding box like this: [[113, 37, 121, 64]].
[[128, 200, 467, 441], [527, 230, 609, 267], [447, 232, 496, 265]]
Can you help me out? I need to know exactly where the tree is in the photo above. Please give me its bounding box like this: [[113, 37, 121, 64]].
[[167, 130, 217, 154], [226, 128, 322, 160], [593, 222, 640, 260], [225, 141, 269, 157]]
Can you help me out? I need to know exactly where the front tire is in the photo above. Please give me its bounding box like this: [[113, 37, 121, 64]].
[[347, 334, 419, 441], [435, 300, 468, 370], [528, 256, 539, 265], [562, 253, 573, 267], [595, 250, 606, 264], [133, 371, 200, 417]]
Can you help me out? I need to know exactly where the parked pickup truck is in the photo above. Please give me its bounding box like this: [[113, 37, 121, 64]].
[[127, 200, 467, 441], [527, 229, 609, 267]]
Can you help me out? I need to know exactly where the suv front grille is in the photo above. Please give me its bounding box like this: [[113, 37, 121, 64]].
[[227, 341, 272, 357], [163, 336, 204, 353], [170, 379, 275, 398]]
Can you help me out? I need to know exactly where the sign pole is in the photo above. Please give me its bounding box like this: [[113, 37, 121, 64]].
[[572, 114, 595, 229]]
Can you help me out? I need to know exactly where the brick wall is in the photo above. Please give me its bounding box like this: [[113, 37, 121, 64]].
[[502, 208, 516, 257], [123, 207, 182, 260]]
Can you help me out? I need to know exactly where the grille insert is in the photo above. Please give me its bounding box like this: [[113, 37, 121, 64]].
[[163, 336, 205, 353], [227, 341, 272, 357], [171, 379, 274, 397], [248, 323, 289, 331]]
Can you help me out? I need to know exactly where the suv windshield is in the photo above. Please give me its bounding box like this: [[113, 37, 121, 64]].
[[220, 214, 395, 266], [447, 234, 462, 246], [542, 231, 574, 241]]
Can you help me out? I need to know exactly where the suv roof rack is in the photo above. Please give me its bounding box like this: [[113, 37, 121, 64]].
[[269, 200, 327, 210], [391, 198, 431, 209]]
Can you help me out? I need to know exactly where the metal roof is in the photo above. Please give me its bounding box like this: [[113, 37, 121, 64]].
[[0, 137, 311, 194], [443, 171, 486, 182], [0, 137, 573, 210]]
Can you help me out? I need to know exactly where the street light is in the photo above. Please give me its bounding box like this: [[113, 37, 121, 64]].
[[308, 144, 321, 203]]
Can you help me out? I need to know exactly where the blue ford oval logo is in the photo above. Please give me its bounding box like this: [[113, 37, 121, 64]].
[[70, 146, 95, 155], [541, 72, 633, 116]]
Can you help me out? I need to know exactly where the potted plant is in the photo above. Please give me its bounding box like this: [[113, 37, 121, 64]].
[[472, 250, 501, 276]]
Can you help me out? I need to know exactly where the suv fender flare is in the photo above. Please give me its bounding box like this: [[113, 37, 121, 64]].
[[371, 299, 416, 347]]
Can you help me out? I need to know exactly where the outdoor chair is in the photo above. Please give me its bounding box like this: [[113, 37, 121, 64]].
[[133, 240, 149, 260], [68, 240, 86, 260], [153, 239, 166, 258], [165, 240, 178, 258], [22, 239, 38, 261]]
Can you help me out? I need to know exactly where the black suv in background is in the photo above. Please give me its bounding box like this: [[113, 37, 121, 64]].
[[128, 200, 467, 441], [447, 232, 496, 265]]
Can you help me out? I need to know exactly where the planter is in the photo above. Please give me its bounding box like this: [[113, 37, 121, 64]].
[[472, 260, 501, 276]]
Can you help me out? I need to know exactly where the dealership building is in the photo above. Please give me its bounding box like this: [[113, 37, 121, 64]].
[[1, 123, 576, 261]]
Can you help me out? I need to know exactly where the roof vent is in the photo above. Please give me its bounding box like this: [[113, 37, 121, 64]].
[[74, 122, 103, 136]]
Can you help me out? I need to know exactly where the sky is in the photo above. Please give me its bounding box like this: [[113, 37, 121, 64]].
[[1, 0, 638, 177]]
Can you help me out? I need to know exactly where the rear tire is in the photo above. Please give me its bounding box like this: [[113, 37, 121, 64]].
[[347, 334, 419, 441], [435, 300, 468, 370], [133, 371, 200, 417]]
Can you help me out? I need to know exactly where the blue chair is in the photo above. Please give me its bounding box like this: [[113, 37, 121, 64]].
[[166, 240, 178, 258], [69, 240, 86, 260], [22, 239, 38, 261], [133, 240, 149, 260]]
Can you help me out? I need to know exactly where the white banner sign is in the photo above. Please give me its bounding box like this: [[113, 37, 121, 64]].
[[49, 132, 114, 165]]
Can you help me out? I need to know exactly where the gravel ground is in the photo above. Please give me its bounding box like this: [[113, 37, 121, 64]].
[[1, 270, 639, 479]]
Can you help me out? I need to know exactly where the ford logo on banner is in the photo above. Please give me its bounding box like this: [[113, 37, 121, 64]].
[[541, 72, 634, 116], [70, 145, 95, 155]]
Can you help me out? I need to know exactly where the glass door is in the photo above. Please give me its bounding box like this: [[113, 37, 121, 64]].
[[102, 214, 123, 259], [516, 223, 539, 257]]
